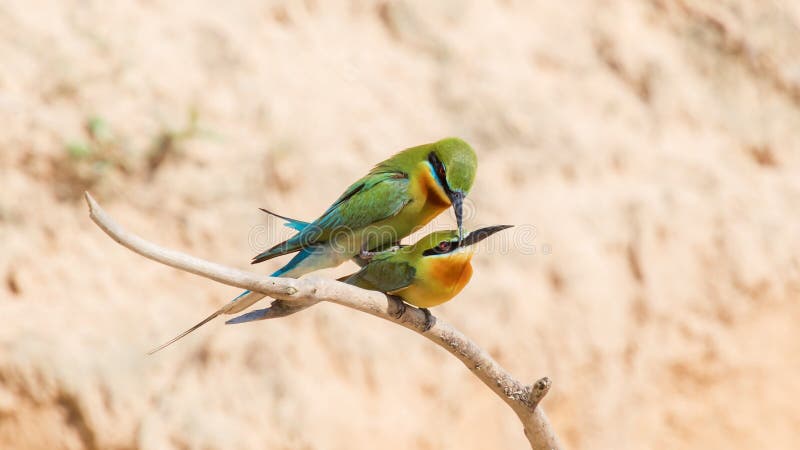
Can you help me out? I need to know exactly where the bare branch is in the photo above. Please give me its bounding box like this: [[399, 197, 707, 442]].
[[84, 192, 563, 450]]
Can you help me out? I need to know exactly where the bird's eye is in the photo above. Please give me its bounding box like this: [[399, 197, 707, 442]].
[[428, 152, 447, 182], [435, 161, 446, 179], [423, 240, 455, 256]]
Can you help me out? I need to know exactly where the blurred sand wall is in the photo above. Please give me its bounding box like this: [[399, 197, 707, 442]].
[[1, 1, 799, 449]]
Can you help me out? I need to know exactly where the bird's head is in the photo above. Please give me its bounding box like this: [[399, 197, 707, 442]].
[[426, 138, 477, 242], [413, 225, 512, 261]]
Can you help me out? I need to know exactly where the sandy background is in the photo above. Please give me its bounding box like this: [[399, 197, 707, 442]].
[[1, 0, 800, 449]]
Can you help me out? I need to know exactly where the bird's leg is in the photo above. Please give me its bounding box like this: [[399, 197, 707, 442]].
[[358, 241, 402, 262], [358, 248, 398, 260], [358, 249, 376, 262], [388, 295, 407, 319], [384, 240, 401, 252], [420, 308, 435, 332], [358, 242, 377, 262]]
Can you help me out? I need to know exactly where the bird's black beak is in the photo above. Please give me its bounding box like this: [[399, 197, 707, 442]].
[[460, 225, 513, 248], [449, 190, 465, 242]]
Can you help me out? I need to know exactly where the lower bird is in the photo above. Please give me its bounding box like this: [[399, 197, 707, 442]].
[[226, 225, 513, 331]]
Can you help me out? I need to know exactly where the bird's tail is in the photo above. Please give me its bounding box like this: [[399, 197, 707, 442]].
[[223, 246, 319, 314], [148, 204, 331, 354], [259, 208, 310, 232], [148, 254, 313, 354], [251, 209, 316, 264]]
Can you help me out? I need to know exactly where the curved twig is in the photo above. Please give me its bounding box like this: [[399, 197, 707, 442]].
[[84, 192, 563, 450]]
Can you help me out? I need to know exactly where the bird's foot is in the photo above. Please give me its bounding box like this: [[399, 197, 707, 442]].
[[358, 249, 376, 261], [388, 295, 406, 319], [359, 245, 401, 261], [420, 308, 435, 332]]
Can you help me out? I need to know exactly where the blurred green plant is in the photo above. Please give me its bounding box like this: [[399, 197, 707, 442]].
[[146, 107, 201, 177], [54, 115, 130, 200], [54, 109, 206, 201]]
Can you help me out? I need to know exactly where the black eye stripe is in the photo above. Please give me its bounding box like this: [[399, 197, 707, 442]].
[[435, 161, 445, 177], [428, 152, 450, 192], [422, 240, 459, 256]]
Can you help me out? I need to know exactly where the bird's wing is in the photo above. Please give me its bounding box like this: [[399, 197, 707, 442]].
[[313, 171, 410, 231], [343, 252, 416, 293], [252, 172, 410, 263]]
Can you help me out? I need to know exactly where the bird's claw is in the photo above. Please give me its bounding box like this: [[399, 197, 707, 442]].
[[359, 244, 401, 261], [420, 308, 435, 332], [389, 295, 406, 319], [359, 249, 375, 261]]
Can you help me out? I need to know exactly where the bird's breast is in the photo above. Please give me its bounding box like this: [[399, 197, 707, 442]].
[[395, 252, 474, 308], [426, 252, 474, 291]]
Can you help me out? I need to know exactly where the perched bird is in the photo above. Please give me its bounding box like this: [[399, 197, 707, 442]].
[[227, 225, 513, 330], [148, 137, 477, 353]]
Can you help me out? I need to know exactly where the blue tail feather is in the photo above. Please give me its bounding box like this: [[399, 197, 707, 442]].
[[270, 248, 314, 278], [259, 208, 310, 232], [225, 248, 315, 315], [226, 308, 270, 324]]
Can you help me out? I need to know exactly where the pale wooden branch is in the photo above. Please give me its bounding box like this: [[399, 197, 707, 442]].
[[84, 192, 563, 450]]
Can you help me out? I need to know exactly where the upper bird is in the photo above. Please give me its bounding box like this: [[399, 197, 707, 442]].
[[149, 137, 477, 353], [227, 225, 513, 330]]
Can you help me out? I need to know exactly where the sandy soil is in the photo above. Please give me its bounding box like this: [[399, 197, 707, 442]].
[[1, 1, 799, 449]]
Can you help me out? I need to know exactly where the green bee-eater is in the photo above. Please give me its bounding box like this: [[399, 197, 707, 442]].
[[149, 137, 477, 353], [227, 225, 513, 330]]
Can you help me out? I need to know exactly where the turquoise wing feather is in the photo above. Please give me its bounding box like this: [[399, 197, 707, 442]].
[[252, 172, 410, 263]]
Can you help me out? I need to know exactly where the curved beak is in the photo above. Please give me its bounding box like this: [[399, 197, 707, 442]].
[[460, 224, 513, 248], [448, 190, 465, 242]]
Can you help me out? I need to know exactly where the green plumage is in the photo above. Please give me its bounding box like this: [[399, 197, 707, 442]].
[[254, 172, 411, 262], [343, 250, 417, 292]]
